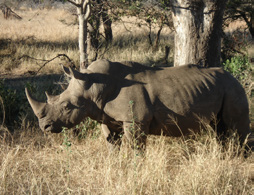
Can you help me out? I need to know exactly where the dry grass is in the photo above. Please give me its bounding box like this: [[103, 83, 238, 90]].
[[0, 8, 79, 75], [0, 122, 253, 195], [0, 8, 173, 76]]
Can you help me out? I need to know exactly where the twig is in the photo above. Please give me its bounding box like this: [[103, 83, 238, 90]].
[[0, 4, 22, 20], [19, 54, 75, 75], [0, 96, 5, 126]]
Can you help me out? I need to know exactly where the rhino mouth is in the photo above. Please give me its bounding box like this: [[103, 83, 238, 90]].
[[43, 124, 62, 133], [44, 124, 53, 132]]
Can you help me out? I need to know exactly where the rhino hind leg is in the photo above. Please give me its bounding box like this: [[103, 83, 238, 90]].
[[220, 98, 254, 153], [211, 108, 227, 139], [232, 116, 254, 153]]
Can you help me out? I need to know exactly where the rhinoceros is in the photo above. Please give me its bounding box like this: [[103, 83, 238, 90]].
[[25, 59, 254, 152]]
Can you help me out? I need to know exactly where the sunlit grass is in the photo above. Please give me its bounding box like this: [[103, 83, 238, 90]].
[[0, 123, 253, 194], [0, 8, 173, 75]]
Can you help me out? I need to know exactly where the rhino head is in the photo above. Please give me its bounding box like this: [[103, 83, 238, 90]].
[[25, 66, 93, 133]]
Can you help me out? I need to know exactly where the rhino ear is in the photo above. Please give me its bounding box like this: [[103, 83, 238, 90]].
[[45, 91, 60, 104], [62, 65, 90, 81], [62, 65, 71, 76]]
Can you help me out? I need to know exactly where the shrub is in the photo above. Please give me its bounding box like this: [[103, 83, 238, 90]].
[[223, 55, 253, 96], [0, 80, 21, 125], [223, 55, 251, 80], [0, 80, 35, 127], [73, 118, 100, 140]]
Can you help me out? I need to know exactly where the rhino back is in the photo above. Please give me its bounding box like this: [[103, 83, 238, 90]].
[[149, 65, 225, 113]]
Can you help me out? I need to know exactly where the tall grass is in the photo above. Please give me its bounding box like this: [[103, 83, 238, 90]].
[[0, 123, 253, 194]]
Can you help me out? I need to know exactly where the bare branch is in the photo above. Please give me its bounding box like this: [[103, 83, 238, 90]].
[[19, 54, 75, 75], [82, 0, 86, 10], [0, 96, 5, 126], [0, 4, 22, 20], [83, 0, 91, 20]]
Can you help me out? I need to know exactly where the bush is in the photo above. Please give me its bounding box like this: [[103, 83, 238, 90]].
[[73, 118, 101, 140], [0, 80, 21, 125], [223, 55, 251, 80], [223, 55, 253, 96], [0, 80, 33, 127]]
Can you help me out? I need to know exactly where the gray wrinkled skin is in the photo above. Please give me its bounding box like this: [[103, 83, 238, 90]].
[[26, 59, 254, 152]]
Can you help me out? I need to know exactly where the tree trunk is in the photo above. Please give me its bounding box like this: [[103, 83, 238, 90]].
[[241, 10, 254, 38], [171, 0, 227, 67], [78, 11, 89, 68]]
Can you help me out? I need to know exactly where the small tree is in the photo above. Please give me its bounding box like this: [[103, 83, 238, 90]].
[[67, 0, 91, 69]]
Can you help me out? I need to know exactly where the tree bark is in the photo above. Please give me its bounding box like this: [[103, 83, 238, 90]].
[[77, 0, 90, 69], [78, 13, 89, 68], [68, 0, 90, 69], [171, 0, 227, 67]]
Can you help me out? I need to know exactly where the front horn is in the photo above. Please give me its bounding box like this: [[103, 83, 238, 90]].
[[25, 88, 46, 117]]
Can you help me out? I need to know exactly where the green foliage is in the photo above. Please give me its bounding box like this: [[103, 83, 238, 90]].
[[223, 55, 253, 97], [223, 55, 251, 81], [62, 127, 72, 149], [0, 80, 24, 125], [74, 118, 100, 140], [0, 79, 41, 127], [129, 100, 136, 133], [61, 127, 72, 176]]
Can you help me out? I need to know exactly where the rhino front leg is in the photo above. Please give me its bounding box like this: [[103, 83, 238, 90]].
[[101, 124, 122, 153], [123, 121, 148, 155]]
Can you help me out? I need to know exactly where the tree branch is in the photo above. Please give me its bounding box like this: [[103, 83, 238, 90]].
[[83, 0, 91, 20], [19, 54, 75, 75]]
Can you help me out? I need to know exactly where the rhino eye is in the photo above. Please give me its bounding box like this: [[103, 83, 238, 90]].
[[64, 102, 75, 112], [64, 103, 70, 109], [60, 102, 70, 110]]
